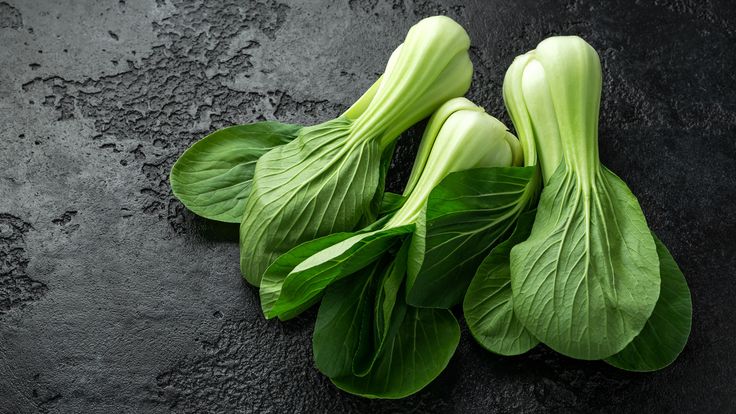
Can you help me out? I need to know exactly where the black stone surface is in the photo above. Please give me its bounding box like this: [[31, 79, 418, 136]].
[[1, 0, 734, 412]]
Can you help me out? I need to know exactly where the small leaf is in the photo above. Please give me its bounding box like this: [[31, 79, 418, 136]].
[[260, 224, 413, 319], [605, 233, 692, 371], [313, 240, 409, 379], [407, 166, 537, 308], [170, 121, 300, 223], [311, 238, 459, 399], [510, 164, 661, 360], [464, 210, 539, 356], [260, 232, 356, 320]]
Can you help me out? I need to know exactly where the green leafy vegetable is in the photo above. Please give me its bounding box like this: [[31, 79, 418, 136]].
[[260, 223, 414, 320], [259, 97, 520, 319], [406, 165, 536, 308], [313, 241, 409, 378], [506, 36, 662, 360], [404, 89, 540, 309], [314, 240, 459, 399], [170, 122, 301, 223], [605, 234, 692, 371], [463, 210, 539, 356], [239, 16, 475, 285], [170, 72, 385, 224]]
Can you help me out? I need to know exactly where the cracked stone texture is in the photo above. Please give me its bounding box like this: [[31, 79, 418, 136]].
[[0, 0, 734, 412]]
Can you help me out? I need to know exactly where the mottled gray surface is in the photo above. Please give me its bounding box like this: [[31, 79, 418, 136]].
[[1, 0, 734, 412]]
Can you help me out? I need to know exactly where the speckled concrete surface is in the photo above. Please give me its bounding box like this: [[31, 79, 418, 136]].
[[0, 0, 734, 412]]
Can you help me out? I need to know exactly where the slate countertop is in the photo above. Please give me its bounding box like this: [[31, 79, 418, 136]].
[[1, 0, 734, 412]]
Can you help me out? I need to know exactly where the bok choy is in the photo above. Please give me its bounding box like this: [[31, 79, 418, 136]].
[[239, 16, 474, 285], [260, 97, 519, 320], [168, 78, 384, 223], [480, 36, 691, 368], [262, 97, 520, 398]]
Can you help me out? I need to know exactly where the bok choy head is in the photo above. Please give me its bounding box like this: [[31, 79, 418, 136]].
[[240, 16, 474, 285], [259, 97, 519, 320], [505, 36, 662, 360]]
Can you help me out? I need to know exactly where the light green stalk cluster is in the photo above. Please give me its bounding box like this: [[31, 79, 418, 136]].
[[503, 36, 601, 184], [386, 97, 520, 228]]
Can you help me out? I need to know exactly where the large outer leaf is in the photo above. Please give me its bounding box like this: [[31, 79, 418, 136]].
[[407, 166, 536, 308], [265, 225, 413, 319], [313, 241, 409, 379], [170, 122, 301, 223], [239, 117, 382, 285], [312, 262, 379, 378], [330, 305, 459, 399], [464, 210, 539, 356], [510, 164, 660, 360], [605, 233, 692, 371]]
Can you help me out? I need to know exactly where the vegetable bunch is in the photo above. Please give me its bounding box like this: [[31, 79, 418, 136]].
[[170, 16, 691, 400], [464, 36, 691, 370]]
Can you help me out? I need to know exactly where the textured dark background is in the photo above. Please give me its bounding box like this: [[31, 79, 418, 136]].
[[1, 0, 735, 412]]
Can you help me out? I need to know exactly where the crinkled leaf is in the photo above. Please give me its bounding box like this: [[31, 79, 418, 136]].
[[261, 224, 413, 319], [464, 210, 539, 356], [240, 117, 382, 285], [170, 122, 301, 223], [605, 233, 692, 371], [407, 166, 537, 308], [510, 164, 660, 360]]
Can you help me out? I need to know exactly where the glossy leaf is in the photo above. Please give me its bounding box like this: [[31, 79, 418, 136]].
[[312, 262, 380, 378], [605, 234, 692, 371], [316, 242, 459, 399], [406, 166, 537, 308], [313, 241, 409, 378], [510, 164, 660, 360], [330, 305, 459, 399], [170, 122, 300, 223], [464, 210, 539, 356], [259, 224, 413, 319]]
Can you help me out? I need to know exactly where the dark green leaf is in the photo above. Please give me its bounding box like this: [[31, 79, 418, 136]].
[[260, 232, 356, 320], [312, 262, 380, 378], [463, 210, 539, 356], [605, 233, 692, 371], [407, 166, 537, 308], [170, 121, 300, 223], [510, 164, 661, 360], [260, 224, 413, 319], [309, 236, 459, 399], [379, 192, 406, 216], [313, 240, 409, 379], [330, 305, 459, 399]]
